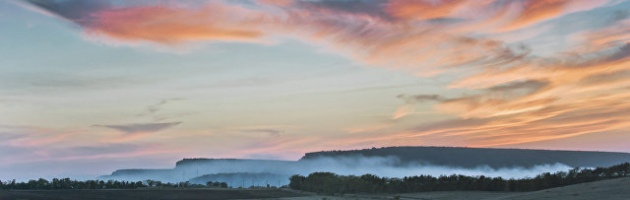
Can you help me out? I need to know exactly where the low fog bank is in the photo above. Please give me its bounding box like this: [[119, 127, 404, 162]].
[[297, 156, 572, 179], [101, 156, 573, 187], [189, 172, 291, 187]]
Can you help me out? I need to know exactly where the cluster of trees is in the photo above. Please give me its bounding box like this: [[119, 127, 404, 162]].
[[289, 162, 630, 195], [0, 178, 229, 190], [206, 181, 228, 188], [0, 178, 145, 190]]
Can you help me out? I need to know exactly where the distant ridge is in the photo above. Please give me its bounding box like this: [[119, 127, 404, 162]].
[[101, 146, 630, 185], [301, 146, 630, 168], [175, 158, 293, 168]]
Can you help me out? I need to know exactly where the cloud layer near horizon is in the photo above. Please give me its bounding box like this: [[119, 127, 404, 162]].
[[17, 0, 630, 150]]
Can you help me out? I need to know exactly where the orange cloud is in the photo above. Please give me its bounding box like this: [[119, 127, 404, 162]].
[[88, 4, 264, 44], [384, 0, 470, 20], [384, 44, 630, 147]]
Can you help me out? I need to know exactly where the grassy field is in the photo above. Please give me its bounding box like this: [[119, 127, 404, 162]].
[[0, 188, 309, 200], [280, 177, 630, 200], [2, 177, 629, 200]]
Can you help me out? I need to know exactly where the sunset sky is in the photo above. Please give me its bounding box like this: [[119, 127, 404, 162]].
[[1, 0, 629, 180]]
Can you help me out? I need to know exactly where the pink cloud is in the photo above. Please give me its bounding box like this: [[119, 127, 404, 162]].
[[384, 0, 477, 20], [87, 4, 264, 44], [20, 0, 629, 150]]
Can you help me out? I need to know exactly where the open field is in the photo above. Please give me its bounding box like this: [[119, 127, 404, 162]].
[[280, 177, 630, 200], [492, 177, 630, 200], [0, 188, 308, 200], [2, 177, 629, 200]]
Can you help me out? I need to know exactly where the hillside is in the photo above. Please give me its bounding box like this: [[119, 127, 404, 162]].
[[301, 146, 630, 168], [101, 146, 630, 186]]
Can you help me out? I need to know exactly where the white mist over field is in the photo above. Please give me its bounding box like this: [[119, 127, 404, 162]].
[[298, 156, 572, 179]]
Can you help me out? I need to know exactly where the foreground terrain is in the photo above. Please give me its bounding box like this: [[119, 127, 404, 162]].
[[0, 188, 307, 200], [281, 177, 630, 200], [1, 177, 628, 200]]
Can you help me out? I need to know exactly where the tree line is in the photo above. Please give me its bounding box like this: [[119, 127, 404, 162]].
[[0, 178, 228, 190], [289, 162, 630, 195]]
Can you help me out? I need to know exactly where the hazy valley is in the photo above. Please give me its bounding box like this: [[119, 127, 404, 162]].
[[102, 147, 630, 187]]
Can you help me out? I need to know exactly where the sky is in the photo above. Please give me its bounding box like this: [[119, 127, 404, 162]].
[[0, 0, 629, 181]]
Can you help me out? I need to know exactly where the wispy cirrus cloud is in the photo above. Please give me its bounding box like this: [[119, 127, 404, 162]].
[[18, 0, 584, 76], [240, 128, 283, 136], [383, 43, 630, 147], [19, 0, 630, 148], [0, 125, 182, 170], [135, 98, 191, 122], [93, 121, 182, 134], [393, 94, 445, 119]]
